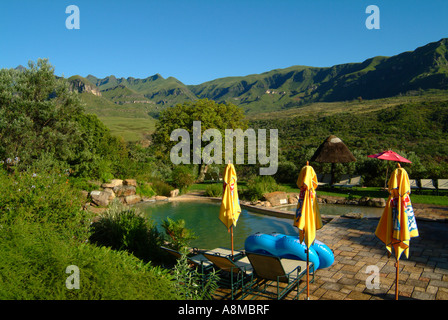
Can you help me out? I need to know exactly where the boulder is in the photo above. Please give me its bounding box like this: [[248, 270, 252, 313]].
[[358, 197, 370, 206], [101, 179, 123, 188], [287, 193, 299, 204], [124, 195, 141, 205], [263, 191, 288, 207], [123, 179, 137, 187], [90, 190, 110, 207], [103, 188, 116, 201], [342, 212, 364, 219], [169, 189, 180, 198], [155, 195, 168, 201], [113, 185, 136, 197], [368, 198, 386, 207]]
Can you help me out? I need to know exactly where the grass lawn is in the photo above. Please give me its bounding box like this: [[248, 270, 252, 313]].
[[283, 184, 448, 206], [98, 116, 156, 142], [190, 182, 448, 206]]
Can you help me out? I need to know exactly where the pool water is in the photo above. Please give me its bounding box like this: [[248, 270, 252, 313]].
[[136, 200, 383, 250], [136, 201, 297, 250]]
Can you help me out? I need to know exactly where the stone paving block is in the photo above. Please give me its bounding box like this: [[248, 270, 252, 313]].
[[381, 264, 397, 273], [406, 278, 429, 288], [435, 264, 448, 274], [316, 269, 335, 278], [339, 251, 357, 257], [426, 285, 438, 295], [397, 283, 414, 295], [429, 279, 448, 289], [331, 271, 346, 281], [353, 283, 368, 292], [338, 276, 360, 286], [436, 288, 448, 300], [341, 264, 363, 273], [421, 271, 442, 280], [321, 282, 344, 292], [412, 290, 435, 300], [311, 288, 326, 299], [346, 290, 372, 300], [403, 265, 424, 275], [321, 290, 347, 300]]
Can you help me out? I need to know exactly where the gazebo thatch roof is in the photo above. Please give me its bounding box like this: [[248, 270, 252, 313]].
[[310, 135, 356, 163]]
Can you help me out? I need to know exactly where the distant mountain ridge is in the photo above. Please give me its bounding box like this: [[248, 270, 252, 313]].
[[69, 38, 448, 114]]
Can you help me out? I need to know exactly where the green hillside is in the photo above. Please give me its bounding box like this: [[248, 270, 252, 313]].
[[67, 37, 448, 143], [189, 38, 448, 112], [86, 73, 197, 106], [72, 38, 448, 118]]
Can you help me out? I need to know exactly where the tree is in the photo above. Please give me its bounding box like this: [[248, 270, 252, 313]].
[[0, 59, 84, 168], [0, 59, 128, 178], [152, 99, 248, 181]]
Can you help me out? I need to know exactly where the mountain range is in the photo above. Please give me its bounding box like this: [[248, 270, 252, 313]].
[[68, 38, 448, 116]]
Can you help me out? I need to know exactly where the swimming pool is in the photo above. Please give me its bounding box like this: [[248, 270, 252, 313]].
[[136, 200, 383, 250], [136, 201, 298, 250]]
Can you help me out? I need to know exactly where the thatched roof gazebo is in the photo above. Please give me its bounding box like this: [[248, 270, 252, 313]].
[[310, 135, 356, 185]]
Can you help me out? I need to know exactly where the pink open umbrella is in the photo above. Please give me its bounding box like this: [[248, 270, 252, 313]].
[[367, 150, 412, 188], [367, 150, 412, 163]]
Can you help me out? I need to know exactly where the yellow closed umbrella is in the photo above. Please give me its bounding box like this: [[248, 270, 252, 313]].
[[294, 162, 323, 299], [219, 163, 241, 258], [375, 164, 419, 300]]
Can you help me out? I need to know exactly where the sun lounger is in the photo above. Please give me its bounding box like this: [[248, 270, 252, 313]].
[[161, 246, 213, 273], [318, 173, 332, 186], [346, 175, 362, 188], [438, 179, 448, 190], [409, 179, 419, 190], [203, 250, 254, 300], [436, 179, 448, 195], [245, 252, 312, 300], [420, 179, 436, 191], [332, 174, 350, 187]]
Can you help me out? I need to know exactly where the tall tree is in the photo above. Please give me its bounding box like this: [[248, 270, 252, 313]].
[[152, 99, 248, 181]]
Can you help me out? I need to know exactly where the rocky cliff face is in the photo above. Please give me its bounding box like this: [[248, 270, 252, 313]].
[[69, 78, 102, 96]]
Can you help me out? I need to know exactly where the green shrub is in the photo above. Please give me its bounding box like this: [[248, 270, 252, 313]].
[[136, 182, 156, 198], [0, 221, 179, 299], [171, 165, 196, 192], [89, 200, 165, 264], [0, 166, 87, 235], [173, 248, 220, 300], [204, 183, 223, 197], [151, 178, 173, 196], [161, 217, 197, 251], [243, 175, 285, 202]]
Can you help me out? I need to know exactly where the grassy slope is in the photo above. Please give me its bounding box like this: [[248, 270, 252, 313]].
[[79, 92, 156, 142]]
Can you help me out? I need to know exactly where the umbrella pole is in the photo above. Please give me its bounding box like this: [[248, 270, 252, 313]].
[[306, 248, 310, 300], [231, 225, 234, 260], [395, 259, 399, 300], [384, 163, 389, 189]]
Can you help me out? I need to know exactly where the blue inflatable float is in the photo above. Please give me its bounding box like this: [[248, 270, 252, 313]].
[[244, 232, 334, 270]]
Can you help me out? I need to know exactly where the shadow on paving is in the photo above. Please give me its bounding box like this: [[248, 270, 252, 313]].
[[318, 217, 448, 272]]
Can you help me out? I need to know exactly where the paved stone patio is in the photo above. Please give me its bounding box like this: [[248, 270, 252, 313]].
[[308, 214, 448, 300], [174, 193, 448, 300], [211, 203, 448, 300]]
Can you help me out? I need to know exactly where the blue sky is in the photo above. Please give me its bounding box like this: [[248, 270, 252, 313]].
[[1, 0, 447, 84]]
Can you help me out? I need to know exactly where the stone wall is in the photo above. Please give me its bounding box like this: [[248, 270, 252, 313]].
[[251, 191, 385, 209]]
